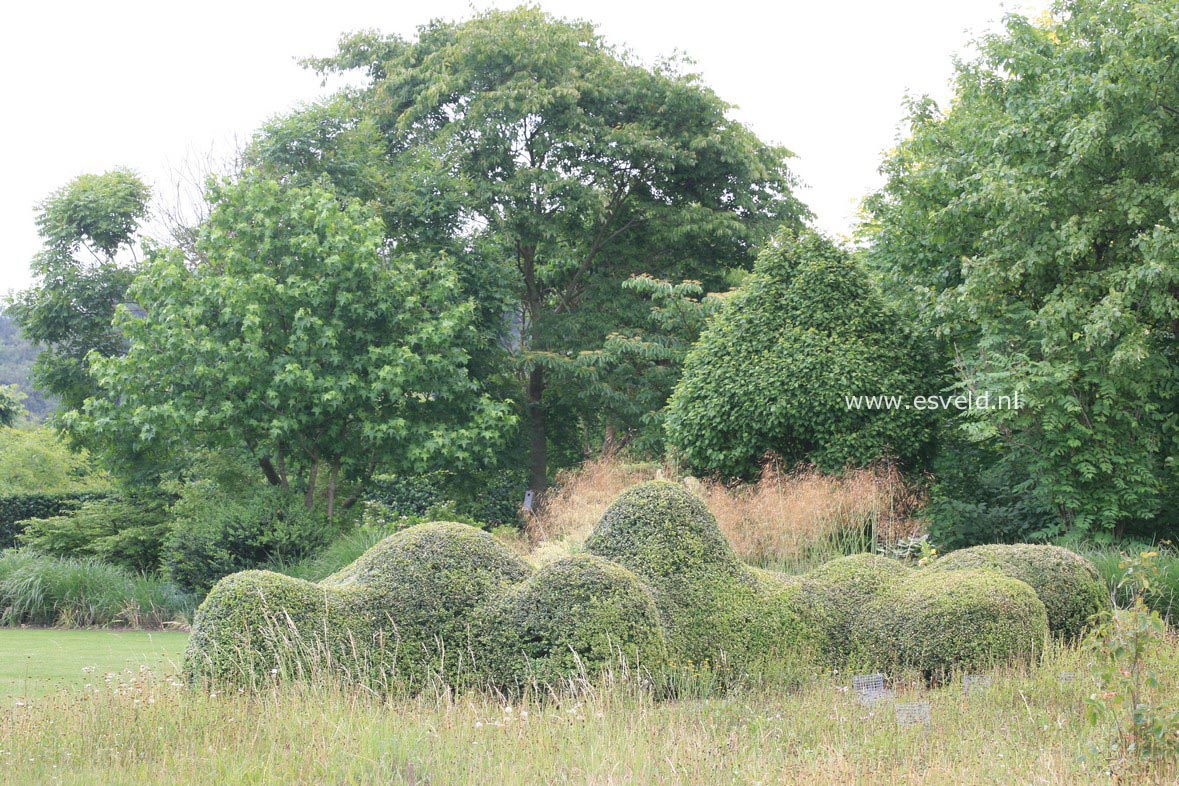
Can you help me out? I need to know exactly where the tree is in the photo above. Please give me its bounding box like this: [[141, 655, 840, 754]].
[[256, 7, 807, 494], [665, 231, 933, 479], [863, 0, 1179, 538], [80, 174, 513, 518], [7, 170, 150, 413], [0, 385, 26, 428]]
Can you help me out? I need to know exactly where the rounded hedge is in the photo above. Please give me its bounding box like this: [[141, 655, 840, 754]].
[[186, 522, 531, 688], [858, 568, 1049, 678], [924, 544, 1108, 640], [585, 481, 822, 681], [478, 554, 666, 686], [799, 553, 912, 665]]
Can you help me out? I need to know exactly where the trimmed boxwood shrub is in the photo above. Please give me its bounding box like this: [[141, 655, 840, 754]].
[[924, 543, 1109, 640], [800, 553, 912, 665], [857, 568, 1049, 678], [584, 481, 824, 681], [185, 522, 531, 688], [478, 554, 666, 686]]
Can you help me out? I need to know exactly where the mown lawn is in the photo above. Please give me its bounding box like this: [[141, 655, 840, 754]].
[[0, 629, 188, 699], [1, 636, 1177, 785]]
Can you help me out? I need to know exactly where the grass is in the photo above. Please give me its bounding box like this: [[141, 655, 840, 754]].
[[1, 638, 1176, 784], [0, 548, 194, 628], [527, 456, 922, 572], [0, 629, 188, 699]]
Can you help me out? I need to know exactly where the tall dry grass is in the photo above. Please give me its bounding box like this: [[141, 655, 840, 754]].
[[527, 457, 924, 572]]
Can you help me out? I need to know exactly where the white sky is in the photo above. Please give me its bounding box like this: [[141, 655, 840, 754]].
[[0, 0, 1050, 297]]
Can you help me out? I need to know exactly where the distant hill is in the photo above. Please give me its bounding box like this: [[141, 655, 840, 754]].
[[0, 310, 56, 420]]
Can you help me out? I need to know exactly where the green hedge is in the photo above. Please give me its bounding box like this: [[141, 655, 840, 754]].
[[186, 482, 1105, 693], [0, 493, 108, 549]]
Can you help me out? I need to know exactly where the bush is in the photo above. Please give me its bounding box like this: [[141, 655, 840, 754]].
[[479, 554, 666, 686], [925, 544, 1110, 640], [164, 482, 336, 595], [800, 553, 911, 664], [18, 494, 172, 573], [584, 481, 824, 683], [0, 548, 193, 627], [0, 492, 109, 549], [185, 522, 532, 688], [665, 230, 933, 480], [858, 568, 1050, 678]]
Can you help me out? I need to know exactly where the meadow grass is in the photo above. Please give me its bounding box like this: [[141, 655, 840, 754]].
[[1, 635, 1176, 785]]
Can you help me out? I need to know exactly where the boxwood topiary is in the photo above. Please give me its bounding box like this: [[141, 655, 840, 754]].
[[857, 568, 1049, 678], [799, 553, 912, 665], [478, 554, 666, 687], [584, 481, 824, 681], [185, 522, 531, 688], [924, 544, 1108, 640]]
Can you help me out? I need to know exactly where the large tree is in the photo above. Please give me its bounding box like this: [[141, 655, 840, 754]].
[[253, 7, 806, 493], [80, 174, 513, 518], [864, 0, 1179, 538], [8, 170, 150, 414]]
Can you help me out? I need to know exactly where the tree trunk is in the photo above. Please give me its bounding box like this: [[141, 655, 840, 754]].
[[527, 365, 548, 496], [259, 457, 282, 487], [304, 460, 319, 510], [326, 459, 339, 523]]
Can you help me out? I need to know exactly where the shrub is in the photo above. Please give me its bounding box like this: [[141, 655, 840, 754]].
[[164, 483, 335, 595], [185, 522, 532, 688], [925, 544, 1109, 640], [0, 548, 193, 627], [799, 553, 911, 664], [584, 481, 823, 682], [665, 230, 933, 480], [479, 554, 666, 686], [0, 492, 109, 549], [857, 568, 1050, 678], [18, 494, 172, 573]]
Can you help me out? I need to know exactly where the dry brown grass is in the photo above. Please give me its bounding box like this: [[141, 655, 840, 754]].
[[527, 456, 924, 572]]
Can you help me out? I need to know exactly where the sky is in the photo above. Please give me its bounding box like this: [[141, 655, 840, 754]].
[[0, 0, 1051, 297]]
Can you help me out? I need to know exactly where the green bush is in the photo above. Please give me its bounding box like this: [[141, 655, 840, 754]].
[[665, 230, 933, 479], [164, 482, 336, 595], [1079, 543, 1179, 621], [0, 548, 193, 627], [584, 481, 824, 683], [800, 553, 911, 664], [858, 568, 1050, 678], [0, 493, 109, 549], [18, 494, 172, 573], [185, 522, 532, 688], [479, 554, 666, 686], [925, 544, 1109, 641]]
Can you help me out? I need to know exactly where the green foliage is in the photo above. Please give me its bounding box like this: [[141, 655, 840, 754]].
[[1085, 550, 1179, 770], [18, 494, 172, 574], [584, 481, 824, 683], [864, 0, 1179, 537], [666, 230, 933, 479], [261, 7, 807, 489], [0, 493, 109, 550], [857, 569, 1049, 679], [479, 554, 666, 686], [163, 477, 336, 596], [0, 385, 25, 427], [80, 174, 513, 513], [184, 522, 532, 687], [186, 482, 1097, 693], [799, 553, 911, 664], [0, 548, 193, 628], [925, 543, 1110, 641], [7, 170, 149, 414], [1078, 542, 1179, 621], [0, 424, 110, 496]]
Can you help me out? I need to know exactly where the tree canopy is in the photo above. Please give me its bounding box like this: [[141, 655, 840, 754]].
[[79, 174, 513, 517], [863, 0, 1179, 537], [252, 7, 807, 492]]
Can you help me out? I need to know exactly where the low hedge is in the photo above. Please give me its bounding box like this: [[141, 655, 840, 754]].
[[186, 483, 1104, 693], [924, 543, 1109, 640], [0, 493, 108, 549]]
